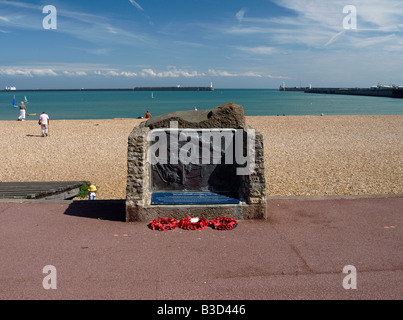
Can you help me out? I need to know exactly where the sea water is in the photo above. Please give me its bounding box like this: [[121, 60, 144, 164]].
[[0, 89, 402, 120]]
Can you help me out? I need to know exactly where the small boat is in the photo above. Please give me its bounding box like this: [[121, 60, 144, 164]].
[[12, 95, 17, 108]]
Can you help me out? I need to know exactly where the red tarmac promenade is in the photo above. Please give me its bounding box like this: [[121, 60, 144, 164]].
[[0, 195, 402, 300]]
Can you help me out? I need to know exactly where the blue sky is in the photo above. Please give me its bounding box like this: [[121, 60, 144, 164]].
[[0, 0, 402, 89]]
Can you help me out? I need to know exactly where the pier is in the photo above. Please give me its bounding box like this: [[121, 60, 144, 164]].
[[1, 87, 214, 92], [133, 86, 214, 91], [304, 87, 403, 98], [279, 83, 403, 98], [279, 86, 309, 92]]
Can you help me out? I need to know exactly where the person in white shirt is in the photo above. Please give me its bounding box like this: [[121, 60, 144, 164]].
[[18, 102, 26, 121], [39, 112, 50, 137]]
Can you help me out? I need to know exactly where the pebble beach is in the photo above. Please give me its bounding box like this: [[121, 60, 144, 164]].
[[0, 115, 402, 200]]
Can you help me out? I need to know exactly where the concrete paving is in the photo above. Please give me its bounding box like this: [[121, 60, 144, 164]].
[[0, 196, 402, 300]]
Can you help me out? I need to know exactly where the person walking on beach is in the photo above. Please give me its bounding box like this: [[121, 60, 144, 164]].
[[38, 111, 50, 137], [17, 101, 26, 121], [145, 110, 152, 119]]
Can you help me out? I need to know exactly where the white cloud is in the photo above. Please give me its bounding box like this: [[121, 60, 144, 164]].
[[219, 0, 403, 52], [0, 68, 58, 77], [235, 9, 247, 22], [129, 0, 144, 11], [30, 69, 58, 76], [0, 69, 32, 77], [120, 71, 138, 77], [94, 70, 137, 77], [140, 67, 205, 78], [0, 0, 147, 47], [106, 26, 119, 34], [241, 72, 263, 78], [208, 69, 268, 78], [273, 0, 403, 34], [63, 71, 87, 76], [174, 40, 206, 48], [208, 69, 238, 77], [0, 64, 140, 78], [224, 26, 270, 35], [356, 0, 403, 30], [267, 74, 289, 79], [353, 34, 396, 48], [325, 30, 345, 46], [236, 46, 278, 55], [139, 68, 157, 77]]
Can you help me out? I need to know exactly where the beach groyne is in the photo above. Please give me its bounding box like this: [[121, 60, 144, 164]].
[[304, 87, 403, 98]]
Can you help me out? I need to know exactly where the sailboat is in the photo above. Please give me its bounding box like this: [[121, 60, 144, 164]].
[[23, 95, 35, 116], [12, 95, 17, 108], [151, 92, 154, 99]]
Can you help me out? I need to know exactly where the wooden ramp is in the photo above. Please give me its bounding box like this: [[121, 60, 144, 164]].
[[0, 181, 86, 200]]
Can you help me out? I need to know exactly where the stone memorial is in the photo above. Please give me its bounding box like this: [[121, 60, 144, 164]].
[[126, 103, 266, 222]]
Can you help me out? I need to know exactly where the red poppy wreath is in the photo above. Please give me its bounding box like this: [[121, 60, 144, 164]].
[[209, 217, 238, 230], [179, 217, 209, 230], [148, 218, 178, 231]]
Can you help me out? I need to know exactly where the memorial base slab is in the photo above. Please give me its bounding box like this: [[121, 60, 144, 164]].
[[126, 200, 266, 222]]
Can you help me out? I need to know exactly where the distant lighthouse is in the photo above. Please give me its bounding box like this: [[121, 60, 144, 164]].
[[280, 82, 286, 91]]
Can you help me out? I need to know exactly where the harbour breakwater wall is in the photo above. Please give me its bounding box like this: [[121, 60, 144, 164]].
[[304, 88, 403, 98], [279, 86, 308, 91], [2, 87, 214, 92], [133, 87, 214, 91]]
